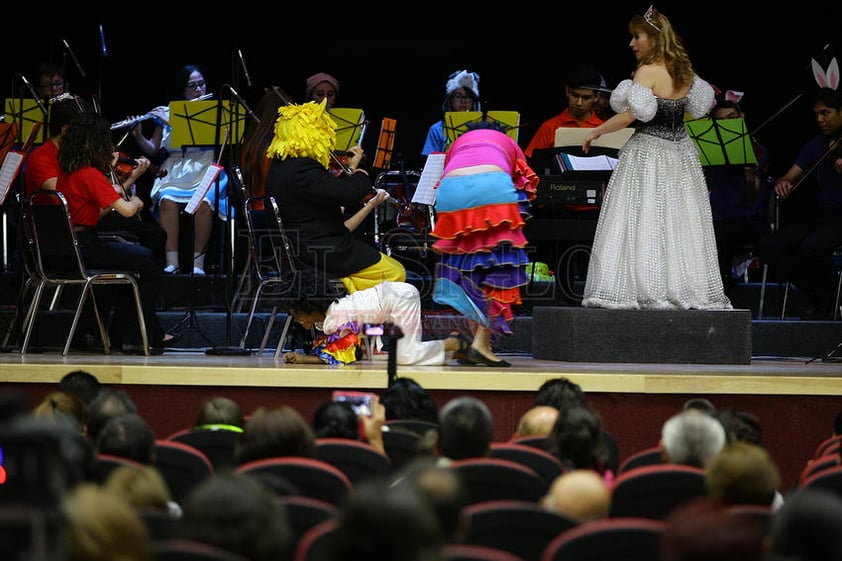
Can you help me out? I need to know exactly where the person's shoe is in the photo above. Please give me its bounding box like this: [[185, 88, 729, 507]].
[[193, 267, 206, 275], [464, 347, 511, 367], [122, 343, 165, 356], [72, 329, 105, 353], [449, 332, 474, 362], [164, 265, 179, 274]]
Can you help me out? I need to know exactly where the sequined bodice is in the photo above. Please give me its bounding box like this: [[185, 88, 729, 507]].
[[636, 97, 688, 141]]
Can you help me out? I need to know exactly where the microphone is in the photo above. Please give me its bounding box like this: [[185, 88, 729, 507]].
[[60, 36, 86, 78], [237, 49, 252, 88], [99, 24, 109, 58], [222, 83, 259, 124], [17, 74, 49, 116]]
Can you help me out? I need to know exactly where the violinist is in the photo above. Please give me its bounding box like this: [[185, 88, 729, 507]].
[[753, 86, 842, 320], [264, 99, 405, 295], [703, 91, 774, 296]]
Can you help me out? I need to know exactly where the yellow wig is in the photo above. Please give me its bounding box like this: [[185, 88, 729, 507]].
[[266, 99, 337, 169]]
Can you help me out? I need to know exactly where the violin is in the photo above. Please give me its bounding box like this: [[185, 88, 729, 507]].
[[114, 152, 167, 182]]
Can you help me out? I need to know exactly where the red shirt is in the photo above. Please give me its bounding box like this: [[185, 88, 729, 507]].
[[56, 167, 121, 228], [524, 108, 603, 158], [24, 140, 60, 198]]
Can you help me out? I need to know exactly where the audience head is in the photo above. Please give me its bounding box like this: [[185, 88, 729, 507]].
[[305, 72, 339, 109], [516, 405, 559, 437], [103, 464, 174, 513], [58, 370, 102, 406], [436, 396, 494, 461], [86, 388, 138, 443], [329, 477, 446, 561], [380, 377, 439, 424], [178, 472, 293, 561], [235, 404, 316, 464], [534, 377, 586, 410], [442, 69, 480, 113], [682, 397, 718, 416], [660, 498, 764, 561], [391, 458, 469, 541], [705, 442, 781, 507], [313, 400, 359, 440], [547, 403, 611, 473], [767, 488, 842, 561], [717, 408, 763, 446], [542, 469, 611, 522], [62, 482, 152, 561], [32, 390, 87, 434], [95, 413, 156, 465], [195, 396, 245, 430], [266, 100, 337, 169], [661, 409, 726, 467]]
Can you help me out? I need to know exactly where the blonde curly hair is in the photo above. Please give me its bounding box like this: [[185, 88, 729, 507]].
[[266, 98, 337, 169]]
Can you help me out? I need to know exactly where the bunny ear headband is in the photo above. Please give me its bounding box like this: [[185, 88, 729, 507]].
[[812, 57, 839, 90]]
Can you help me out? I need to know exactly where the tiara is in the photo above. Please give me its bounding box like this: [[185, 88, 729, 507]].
[[644, 5, 661, 32]]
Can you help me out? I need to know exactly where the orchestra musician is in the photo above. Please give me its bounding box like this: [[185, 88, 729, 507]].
[[421, 69, 481, 157], [753, 86, 842, 320], [146, 65, 229, 275], [263, 99, 405, 295]]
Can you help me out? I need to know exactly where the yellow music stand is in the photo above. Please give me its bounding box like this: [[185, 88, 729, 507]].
[[3, 98, 46, 145], [444, 111, 521, 145], [169, 100, 246, 148], [329, 107, 366, 150]]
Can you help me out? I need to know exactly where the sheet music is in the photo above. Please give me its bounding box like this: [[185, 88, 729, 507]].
[[558, 153, 618, 171], [0, 150, 24, 205], [554, 127, 634, 150], [185, 163, 223, 214], [413, 153, 446, 206]]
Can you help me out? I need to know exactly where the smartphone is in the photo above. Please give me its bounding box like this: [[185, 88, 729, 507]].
[[332, 390, 375, 416]]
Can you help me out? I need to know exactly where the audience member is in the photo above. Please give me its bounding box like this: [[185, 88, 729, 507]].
[[380, 377, 440, 425], [58, 369, 102, 406], [328, 477, 447, 561], [61, 482, 152, 561], [95, 412, 157, 465], [422, 69, 481, 156], [683, 397, 718, 416], [753, 87, 842, 320], [717, 407, 763, 446], [661, 498, 765, 561], [277, 268, 469, 365], [177, 472, 293, 561], [546, 403, 613, 483], [264, 99, 405, 294], [32, 390, 87, 434], [313, 396, 387, 454], [542, 469, 611, 522], [705, 442, 782, 508], [195, 396, 245, 431], [234, 404, 316, 464], [661, 409, 727, 467], [149, 64, 229, 275], [534, 377, 586, 410], [765, 488, 842, 561], [430, 120, 538, 367], [433, 396, 494, 464], [524, 63, 607, 160], [87, 388, 138, 443], [515, 405, 559, 437], [103, 463, 181, 517]]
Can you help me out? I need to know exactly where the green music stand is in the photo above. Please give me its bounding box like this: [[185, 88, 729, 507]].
[[685, 117, 757, 166], [169, 100, 246, 148], [329, 107, 366, 150], [4, 98, 46, 145]]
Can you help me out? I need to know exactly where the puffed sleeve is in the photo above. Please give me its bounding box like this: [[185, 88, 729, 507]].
[[609, 79, 634, 113], [610, 79, 657, 122], [686, 75, 715, 119]]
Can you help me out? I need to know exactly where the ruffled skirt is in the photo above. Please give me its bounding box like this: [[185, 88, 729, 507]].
[[432, 171, 532, 336]]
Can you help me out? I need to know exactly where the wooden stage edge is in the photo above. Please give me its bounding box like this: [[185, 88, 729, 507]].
[[0, 351, 841, 397]]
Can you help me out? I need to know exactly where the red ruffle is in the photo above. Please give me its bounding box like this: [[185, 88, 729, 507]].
[[433, 204, 525, 241]]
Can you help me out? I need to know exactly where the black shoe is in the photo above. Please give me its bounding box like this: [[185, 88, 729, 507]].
[[122, 343, 164, 356], [464, 347, 511, 367], [450, 332, 474, 362], [72, 330, 105, 353]]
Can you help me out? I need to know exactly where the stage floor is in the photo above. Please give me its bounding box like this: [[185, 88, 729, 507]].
[[1, 349, 840, 397]]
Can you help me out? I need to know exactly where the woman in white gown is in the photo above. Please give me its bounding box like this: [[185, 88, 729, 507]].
[[580, 6, 731, 311]]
